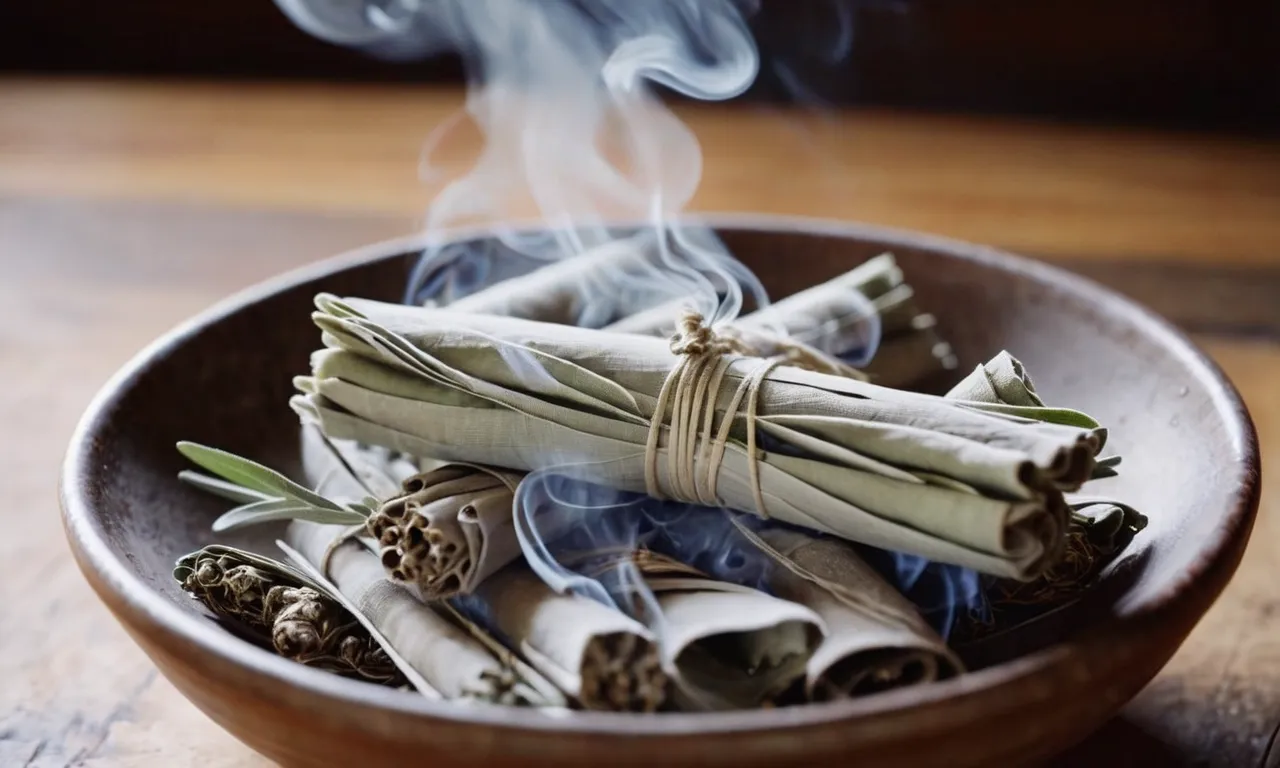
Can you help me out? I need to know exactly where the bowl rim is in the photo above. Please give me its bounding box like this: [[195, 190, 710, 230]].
[[60, 213, 1261, 736]]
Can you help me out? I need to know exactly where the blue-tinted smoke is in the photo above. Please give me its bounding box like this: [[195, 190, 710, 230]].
[[513, 470, 987, 640], [857, 549, 989, 638], [513, 471, 776, 622]]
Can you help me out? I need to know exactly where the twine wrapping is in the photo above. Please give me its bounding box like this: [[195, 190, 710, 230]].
[[644, 312, 780, 519]]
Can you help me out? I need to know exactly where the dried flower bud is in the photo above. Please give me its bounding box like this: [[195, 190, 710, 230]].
[[175, 546, 405, 687], [268, 586, 330, 658]]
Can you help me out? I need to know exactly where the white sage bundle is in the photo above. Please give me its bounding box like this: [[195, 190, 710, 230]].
[[941, 352, 1146, 612], [464, 562, 668, 712], [293, 296, 1103, 580], [313, 254, 948, 500], [441, 239, 679, 329], [600, 253, 955, 388], [646, 576, 824, 710], [946, 351, 1145, 532], [286, 520, 565, 706], [746, 526, 961, 701]]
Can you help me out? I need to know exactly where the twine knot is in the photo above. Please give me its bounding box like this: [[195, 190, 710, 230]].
[[669, 311, 751, 358], [670, 311, 864, 380], [645, 311, 777, 520]]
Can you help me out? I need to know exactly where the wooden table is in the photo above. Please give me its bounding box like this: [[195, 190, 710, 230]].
[[1, 79, 1277, 767]]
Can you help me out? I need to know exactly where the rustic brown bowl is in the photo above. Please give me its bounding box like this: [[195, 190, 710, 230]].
[[61, 216, 1259, 768]]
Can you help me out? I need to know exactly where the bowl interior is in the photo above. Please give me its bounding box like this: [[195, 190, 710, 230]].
[[67, 219, 1255, 725]]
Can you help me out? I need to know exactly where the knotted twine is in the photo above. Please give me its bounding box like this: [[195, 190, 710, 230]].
[[640, 312, 933, 634], [643, 312, 780, 519]]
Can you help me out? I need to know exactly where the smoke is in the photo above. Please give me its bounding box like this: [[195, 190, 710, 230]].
[[279, 0, 768, 324], [857, 549, 987, 638], [278, 0, 983, 639], [510, 470, 984, 640], [274, 0, 454, 60], [512, 470, 776, 632]]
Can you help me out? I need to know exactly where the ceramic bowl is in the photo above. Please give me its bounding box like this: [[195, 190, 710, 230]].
[[61, 216, 1260, 767]]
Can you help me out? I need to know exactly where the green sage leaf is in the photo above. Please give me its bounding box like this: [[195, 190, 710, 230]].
[[178, 470, 274, 505], [212, 498, 365, 533], [177, 442, 345, 512]]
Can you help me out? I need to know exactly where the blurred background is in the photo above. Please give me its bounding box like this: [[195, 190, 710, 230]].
[[3, 0, 1279, 131], [1, 2, 1278, 767]]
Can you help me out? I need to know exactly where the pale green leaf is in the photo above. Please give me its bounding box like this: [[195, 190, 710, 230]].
[[178, 470, 273, 505], [177, 442, 344, 512], [211, 498, 365, 533]]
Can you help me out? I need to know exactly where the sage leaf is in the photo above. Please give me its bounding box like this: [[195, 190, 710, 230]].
[[177, 441, 345, 512], [212, 498, 365, 532]]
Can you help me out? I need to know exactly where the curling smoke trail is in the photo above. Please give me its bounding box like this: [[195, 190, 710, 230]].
[[278, 0, 769, 323], [277, 0, 978, 638]]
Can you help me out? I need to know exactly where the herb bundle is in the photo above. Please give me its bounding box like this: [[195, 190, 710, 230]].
[[174, 253, 1144, 712]]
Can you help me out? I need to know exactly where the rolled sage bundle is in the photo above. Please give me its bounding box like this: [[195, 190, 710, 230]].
[[175, 545, 405, 687], [946, 351, 1100, 430], [293, 296, 1102, 579], [947, 350, 1046, 407], [747, 527, 962, 701], [287, 520, 565, 706], [945, 351, 1146, 536], [942, 351, 1147, 616], [315, 253, 950, 507], [463, 562, 669, 712], [442, 249, 952, 388], [573, 252, 955, 388], [366, 466, 524, 602], [646, 576, 824, 710], [442, 238, 676, 329], [201, 434, 523, 604]]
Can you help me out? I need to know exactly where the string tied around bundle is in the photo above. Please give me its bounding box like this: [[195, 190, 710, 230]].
[[671, 313, 865, 381], [644, 311, 778, 518], [321, 522, 370, 581]]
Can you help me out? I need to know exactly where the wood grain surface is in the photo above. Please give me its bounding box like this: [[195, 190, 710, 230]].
[[2, 80, 1278, 767]]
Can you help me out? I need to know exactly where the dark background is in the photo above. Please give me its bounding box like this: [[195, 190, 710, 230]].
[[2, 0, 1279, 133]]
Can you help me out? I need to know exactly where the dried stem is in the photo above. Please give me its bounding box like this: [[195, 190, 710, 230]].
[[957, 522, 1118, 642]]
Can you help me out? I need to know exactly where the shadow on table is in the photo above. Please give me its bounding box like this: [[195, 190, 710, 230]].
[[1051, 716, 1193, 767]]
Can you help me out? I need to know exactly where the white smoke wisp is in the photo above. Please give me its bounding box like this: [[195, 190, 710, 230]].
[[272, 1, 984, 635], [278, 0, 768, 323]]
